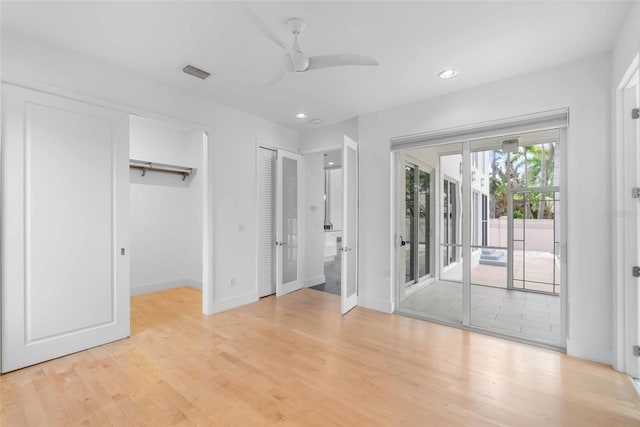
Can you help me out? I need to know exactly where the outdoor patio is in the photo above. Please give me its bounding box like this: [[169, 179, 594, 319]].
[[399, 280, 562, 346]]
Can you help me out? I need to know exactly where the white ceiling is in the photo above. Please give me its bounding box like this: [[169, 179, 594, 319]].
[[1, 1, 632, 131]]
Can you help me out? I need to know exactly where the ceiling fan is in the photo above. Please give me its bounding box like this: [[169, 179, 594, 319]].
[[246, 9, 379, 85]]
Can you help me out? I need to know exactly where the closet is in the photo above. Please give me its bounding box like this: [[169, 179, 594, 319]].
[[129, 115, 204, 296]]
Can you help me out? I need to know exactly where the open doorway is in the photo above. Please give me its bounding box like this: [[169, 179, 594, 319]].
[[309, 149, 343, 296], [128, 115, 206, 307], [302, 137, 358, 314], [395, 128, 565, 348]]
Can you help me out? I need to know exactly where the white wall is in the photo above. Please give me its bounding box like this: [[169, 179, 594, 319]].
[[303, 152, 325, 286], [300, 117, 358, 152], [1, 31, 299, 314], [357, 54, 612, 363], [612, 2, 640, 87], [129, 116, 202, 295]]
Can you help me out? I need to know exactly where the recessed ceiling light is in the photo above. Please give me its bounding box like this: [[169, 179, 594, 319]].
[[296, 113, 308, 119], [439, 68, 458, 79], [328, 162, 334, 166], [310, 118, 322, 125]]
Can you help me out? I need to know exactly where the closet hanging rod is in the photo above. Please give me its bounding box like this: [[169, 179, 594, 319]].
[[129, 159, 194, 181]]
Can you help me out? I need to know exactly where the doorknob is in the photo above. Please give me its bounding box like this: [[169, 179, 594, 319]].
[[400, 236, 407, 246]]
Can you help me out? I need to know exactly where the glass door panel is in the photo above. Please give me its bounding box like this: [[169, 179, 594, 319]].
[[276, 150, 303, 296], [398, 145, 459, 323], [404, 164, 415, 284], [341, 136, 358, 314], [440, 153, 463, 284], [468, 138, 561, 346], [418, 170, 430, 277], [403, 162, 432, 286]]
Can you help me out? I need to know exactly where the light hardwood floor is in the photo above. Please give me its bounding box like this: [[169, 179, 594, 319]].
[[2, 287, 639, 426]]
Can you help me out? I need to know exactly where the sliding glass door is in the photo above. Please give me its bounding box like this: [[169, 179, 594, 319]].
[[398, 146, 464, 324], [396, 130, 564, 347]]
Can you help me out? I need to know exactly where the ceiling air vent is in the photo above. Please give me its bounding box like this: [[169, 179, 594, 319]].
[[182, 65, 210, 80]]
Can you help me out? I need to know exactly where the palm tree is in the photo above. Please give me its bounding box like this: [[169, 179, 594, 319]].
[[489, 144, 556, 219]]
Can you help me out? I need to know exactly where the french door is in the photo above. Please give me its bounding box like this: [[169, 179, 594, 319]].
[[341, 136, 358, 314], [2, 84, 130, 373], [275, 149, 303, 296]]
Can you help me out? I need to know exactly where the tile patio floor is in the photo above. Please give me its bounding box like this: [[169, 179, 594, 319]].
[[399, 281, 562, 346]]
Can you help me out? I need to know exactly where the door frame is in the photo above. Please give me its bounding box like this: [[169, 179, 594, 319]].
[[612, 54, 640, 377], [397, 154, 436, 304], [390, 109, 569, 349], [400, 155, 436, 289]]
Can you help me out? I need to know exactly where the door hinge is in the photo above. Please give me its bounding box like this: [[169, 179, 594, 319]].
[[633, 266, 640, 278], [634, 345, 640, 357], [633, 188, 640, 199], [633, 108, 639, 120]]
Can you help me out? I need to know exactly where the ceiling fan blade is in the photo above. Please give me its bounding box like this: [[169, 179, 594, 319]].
[[265, 68, 286, 86], [245, 8, 288, 51], [265, 54, 295, 86], [307, 54, 379, 71], [282, 53, 295, 73]]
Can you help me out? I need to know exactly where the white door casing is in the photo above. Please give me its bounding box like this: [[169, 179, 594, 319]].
[[341, 136, 358, 314], [275, 149, 303, 296], [1, 84, 130, 373]]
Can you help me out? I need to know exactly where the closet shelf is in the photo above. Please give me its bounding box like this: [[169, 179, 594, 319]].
[[129, 159, 194, 181]]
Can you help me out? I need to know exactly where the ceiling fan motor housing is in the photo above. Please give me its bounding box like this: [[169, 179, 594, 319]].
[[287, 18, 310, 72]]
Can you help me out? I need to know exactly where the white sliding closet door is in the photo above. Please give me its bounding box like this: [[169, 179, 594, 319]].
[[1, 84, 130, 373], [275, 149, 303, 296]]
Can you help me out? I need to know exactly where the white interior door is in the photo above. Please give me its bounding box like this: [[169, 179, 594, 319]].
[[341, 136, 358, 314], [275, 149, 303, 296], [624, 71, 640, 378], [1, 84, 130, 373]]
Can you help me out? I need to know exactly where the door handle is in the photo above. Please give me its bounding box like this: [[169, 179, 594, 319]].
[[341, 246, 352, 252], [400, 236, 407, 246], [275, 241, 287, 246]]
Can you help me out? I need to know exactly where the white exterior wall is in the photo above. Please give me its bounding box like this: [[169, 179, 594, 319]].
[[358, 53, 612, 363]]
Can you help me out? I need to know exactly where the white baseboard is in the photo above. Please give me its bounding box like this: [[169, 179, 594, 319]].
[[566, 338, 612, 365], [205, 291, 258, 315], [358, 295, 394, 314], [304, 275, 326, 287], [131, 278, 202, 296]]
